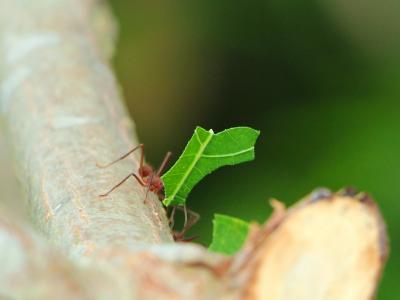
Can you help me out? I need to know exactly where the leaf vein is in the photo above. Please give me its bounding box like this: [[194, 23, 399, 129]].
[[202, 147, 254, 158], [168, 130, 213, 199]]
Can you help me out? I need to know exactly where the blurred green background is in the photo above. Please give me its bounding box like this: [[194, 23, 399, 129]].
[[110, 1, 399, 298]]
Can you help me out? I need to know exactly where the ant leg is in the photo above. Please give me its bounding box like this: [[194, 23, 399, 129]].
[[183, 205, 188, 228], [174, 205, 200, 237], [184, 206, 200, 232], [173, 206, 200, 242], [138, 144, 145, 171], [168, 206, 177, 228], [156, 152, 172, 176], [143, 173, 154, 204], [178, 207, 200, 242], [100, 173, 146, 197], [97, 144, 144, 168]]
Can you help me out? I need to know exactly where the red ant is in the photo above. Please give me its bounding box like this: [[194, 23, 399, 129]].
[[97, 144, 199, 241]]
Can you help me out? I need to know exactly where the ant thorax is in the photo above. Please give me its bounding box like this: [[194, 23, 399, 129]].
[[139, 164, 153, 178]]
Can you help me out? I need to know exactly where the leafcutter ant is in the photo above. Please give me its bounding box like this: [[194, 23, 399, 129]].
[[97, 144, 199, 241]]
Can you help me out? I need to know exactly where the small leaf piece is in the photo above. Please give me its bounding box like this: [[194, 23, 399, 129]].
[[162, 126, 260, 206], [209, 214, 250, 255]]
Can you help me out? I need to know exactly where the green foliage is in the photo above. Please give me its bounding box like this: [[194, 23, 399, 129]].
[[162, 126, 260, 206], [209, 214, 250, 255], [113, 1, 400, 297]]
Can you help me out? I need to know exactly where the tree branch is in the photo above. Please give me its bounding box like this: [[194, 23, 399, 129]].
[[0, 207, 228, 299], [230, 189, 388, 299], [0, 0, 173, 257]]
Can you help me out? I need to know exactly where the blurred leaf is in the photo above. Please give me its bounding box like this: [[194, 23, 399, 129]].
[[162, 126, 260, 206], [209, 214, 250, 255]]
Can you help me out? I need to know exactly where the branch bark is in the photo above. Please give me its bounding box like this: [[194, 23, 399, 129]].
[[0, 206, 227, 299], [0, 0, 173, 257], [0, 1, 388, 299]]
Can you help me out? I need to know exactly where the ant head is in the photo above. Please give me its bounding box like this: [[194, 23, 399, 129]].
[[150, 176, 164, 192], [139, 165, 152, 178]]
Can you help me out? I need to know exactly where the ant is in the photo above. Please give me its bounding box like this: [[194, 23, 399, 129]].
[[97, 144, 199, 241]]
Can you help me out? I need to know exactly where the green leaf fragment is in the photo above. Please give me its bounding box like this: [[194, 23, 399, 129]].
[[209, 214, 250, 255], [161, 126, 260, 206]]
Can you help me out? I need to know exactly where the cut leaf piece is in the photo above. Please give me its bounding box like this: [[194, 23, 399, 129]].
[[161, 126, 260, 206], [209, 214, 250, 255]]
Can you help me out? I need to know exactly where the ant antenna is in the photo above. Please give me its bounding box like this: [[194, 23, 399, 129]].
[[157, 152, 172, 176]]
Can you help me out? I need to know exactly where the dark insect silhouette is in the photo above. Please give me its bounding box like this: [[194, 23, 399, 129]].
[[97, 144, 199, 241]]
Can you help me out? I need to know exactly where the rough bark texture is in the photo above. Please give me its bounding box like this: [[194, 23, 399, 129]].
[[0, 1, 389, 299], [0, 0, 173, 257]]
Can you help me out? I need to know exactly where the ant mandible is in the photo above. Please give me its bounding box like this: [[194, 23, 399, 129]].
[[97, 144, 199, 241]]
